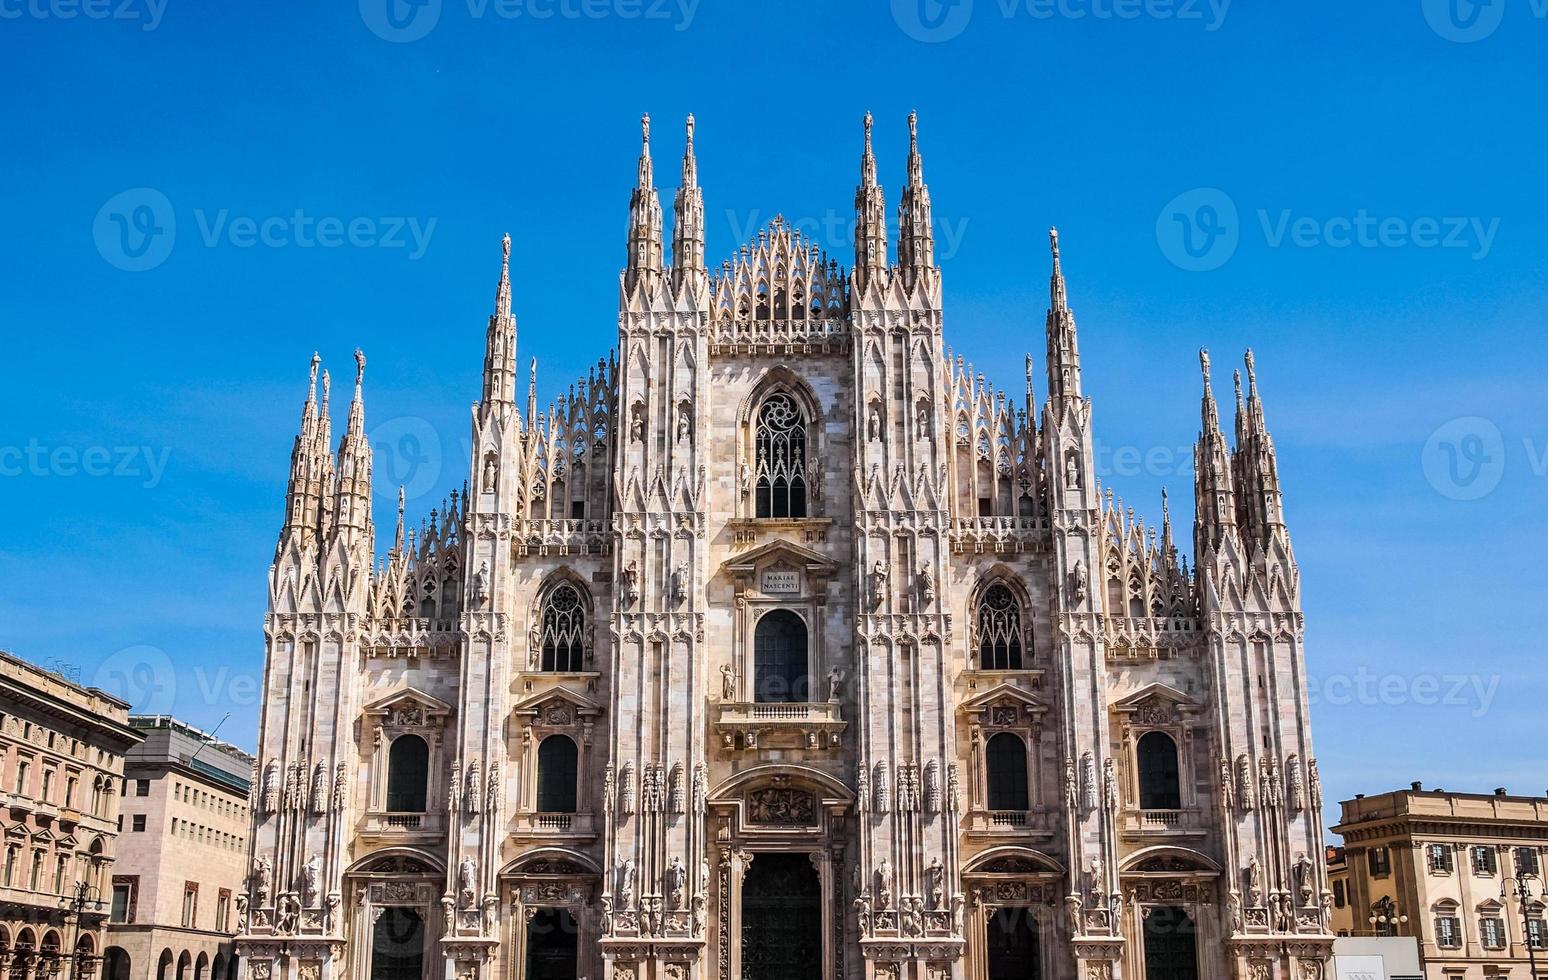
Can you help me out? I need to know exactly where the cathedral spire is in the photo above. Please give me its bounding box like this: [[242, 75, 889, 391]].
[[853, 111, 887, 292], [481, 233, 517, 413], [672, 113, 706, 290], [1194, 349, 1237, 560], [1045, 228, 1083, 403], [1233, 349, 1287, 549], [333, 349, 373, 541], [626, 113, 664, 291], [278, 354, 329, 555], [897, 110, 936, 290]]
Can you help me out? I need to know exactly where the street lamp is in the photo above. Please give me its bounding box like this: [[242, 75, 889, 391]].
[[1502, 868, 1544, 980], [57, 881, 105, 980], [1368, 896, 1410, 936]]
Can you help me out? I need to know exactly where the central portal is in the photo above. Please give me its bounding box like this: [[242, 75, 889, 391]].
[[740, 853, 821, 980]]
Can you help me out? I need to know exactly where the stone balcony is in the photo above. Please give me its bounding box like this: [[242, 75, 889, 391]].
[[512, 519, 612, 558], [715, 700, 846, 751], [510, 811, 598, 841], [1119, 807, 1207, 839], [359, 810, 446, 842], [963, 807, 1057, 840]]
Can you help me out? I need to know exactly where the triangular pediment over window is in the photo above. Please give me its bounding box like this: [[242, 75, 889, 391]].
[[363, 688, 454, 728], [959, 683, 1049, 717], [1111, 683, 1201, 721]]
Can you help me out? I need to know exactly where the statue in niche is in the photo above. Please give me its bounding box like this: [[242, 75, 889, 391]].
[[458, 857, 477, 908], [301, 853, 321, 907], [1065, 453, 1081, 489], [1245, 856, 1264, 906], [481, 454, 497, 492], [720, 663, 736, 701], [916, 401, 931, 435], [1293, 853, 1313, 906], [676, 405, 691, 443], [868, 559, 887, 610], [671, 562, 689, 604], [621, 560, 640, 606], [1071, 560, 1089, 605], [667, 857, 687, 909], [827, 665, 845, 702], [877, 858, 894, 910], [917, 564, 935, 607], [927, 857, 945, 910], [620, 859, 637, 910], [471, 561, 489, 608], [868, 404, 882, 442]]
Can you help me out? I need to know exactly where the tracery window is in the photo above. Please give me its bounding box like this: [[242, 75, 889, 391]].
[[539, 584, 587, 672], [976, 583, 1024, 670], [754, 394, 807, 519]]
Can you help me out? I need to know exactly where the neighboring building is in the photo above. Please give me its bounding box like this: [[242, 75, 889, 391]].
[[236, 113, 1335, 980], [1331, 784, 1548, 980], [0, 649, 142, 980], [107, 716, 253, 980]]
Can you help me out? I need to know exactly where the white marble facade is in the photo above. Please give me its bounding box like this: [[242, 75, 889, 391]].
[[235, 113, 1334, 980]]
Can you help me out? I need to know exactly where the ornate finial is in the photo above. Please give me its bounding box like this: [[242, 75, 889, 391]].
[[320, 369, 331, 416], [1244, 348, 1257, 385], [1025, 353, 1033, 383], [641, 113, 650, 144], [309, 351, 321, 383], [864, 110, 873, 145], [908, 109, 918, 143], [1233, 369, 1243, 402], [1199, 348, 1211, 379], [685, 113, 694, 143], [354, 348, 366, 384], [502, 233, 511, 261], [1050, 227, 1060, 258]]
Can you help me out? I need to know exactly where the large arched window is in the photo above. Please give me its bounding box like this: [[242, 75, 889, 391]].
[[985, 733, 1029, 811], [536, 736, 578, 813], [1137, 731, 1181, 810], [977, 583, 1024, 670], [385, 735, 428, 813], [753, 610, 809, 703], [754, 394, 807, 519], [539, 583, 587, 672]]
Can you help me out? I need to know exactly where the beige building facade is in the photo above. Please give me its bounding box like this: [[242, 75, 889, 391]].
[[0, 650, 142, 980], [1330, 786, 1548, 980], [236, 113, 1334, 980], [106, 716, 254, 980]]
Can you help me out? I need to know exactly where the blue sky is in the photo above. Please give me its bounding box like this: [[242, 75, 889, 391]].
[[2, 1, 1545, 832]]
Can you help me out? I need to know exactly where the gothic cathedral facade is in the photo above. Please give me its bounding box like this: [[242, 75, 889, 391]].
[[235, 113, 1334, 980]]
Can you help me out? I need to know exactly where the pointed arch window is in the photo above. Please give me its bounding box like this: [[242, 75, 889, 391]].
[[754, 394, 807, 519], [976, 583, 1024, 670], [540, 584, 587, 672]]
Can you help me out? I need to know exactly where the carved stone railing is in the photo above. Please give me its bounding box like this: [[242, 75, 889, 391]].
[[511, 811, 597, 839], [948, 516, 1050, 555], [715, 700, 846, 751], [1119, 807, 1205, 838], [512, 519, 612, 558], [361, 811, 443, 836], [964, 807, 1055, 839]]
